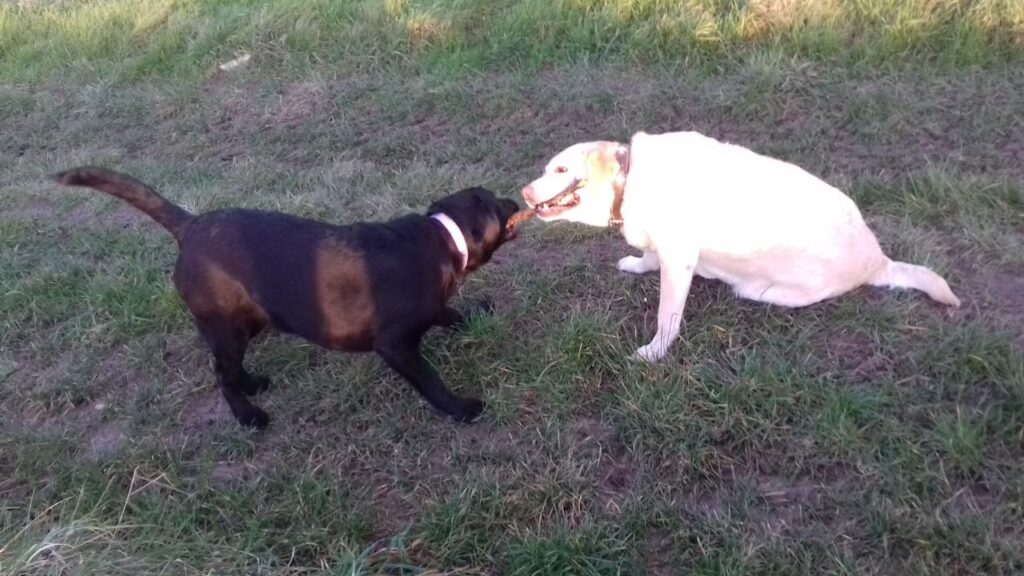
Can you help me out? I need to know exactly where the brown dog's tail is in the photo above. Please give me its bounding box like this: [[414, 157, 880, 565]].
[[868, 258, 961, 307], [50, 167, 193, 241]]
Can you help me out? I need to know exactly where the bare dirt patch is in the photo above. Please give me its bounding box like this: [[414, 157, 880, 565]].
[[209, 460, 257, 486], [372, 477, 417, 537], [821, 329, 894, 386], [643, 529, 676, 576], [180, 388, 231, 433], [82, 421, 127, 462], [951, 260, 1024, 351], [975, 268, 1024, 350], [943, 483, 996, 518], [570, 417, 639, 516], [6, 345, 149, 431], [681, 482, 732, 523], [423, 443, 454, 478], [749, 474, 824, 540], [679, 463, 859, 547], [265, 81, 332, 128], [452, 419, 521, 457], [5, 348, 145, 462]]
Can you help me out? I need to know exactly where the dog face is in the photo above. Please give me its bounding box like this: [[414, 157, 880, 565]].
[[521, 141, 626, 227], [428, 187, 520, 272]]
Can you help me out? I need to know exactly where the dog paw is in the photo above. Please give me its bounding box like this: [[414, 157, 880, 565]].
[[632, 343, 667, 363], [473, 298, 496, 316], [447, 300, 495, 332], [617, 255, 650, 274], [241, 375, 271, 396], [453, 398, 485, 423], [237, 406, 270, 429]]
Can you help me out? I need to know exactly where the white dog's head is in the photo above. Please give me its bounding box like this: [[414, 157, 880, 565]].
[[521, 140, 629, 227]]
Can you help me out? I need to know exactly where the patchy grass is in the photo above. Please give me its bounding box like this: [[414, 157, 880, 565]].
[[2, 1, 1024, 575]]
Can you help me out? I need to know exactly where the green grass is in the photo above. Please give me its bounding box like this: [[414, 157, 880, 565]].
[[2, 1, 1024, 575], [2, 0, 1023, 83]]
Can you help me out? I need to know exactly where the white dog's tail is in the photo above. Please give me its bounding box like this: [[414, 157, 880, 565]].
[[869, 259, 961, 307]]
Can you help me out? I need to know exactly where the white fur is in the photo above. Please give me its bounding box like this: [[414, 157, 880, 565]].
[[523, 131, 961, 362]]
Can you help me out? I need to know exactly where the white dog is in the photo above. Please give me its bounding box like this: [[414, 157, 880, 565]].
[[522, 131, 961, 362]]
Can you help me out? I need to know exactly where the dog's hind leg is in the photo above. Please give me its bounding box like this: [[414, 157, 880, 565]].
[[375, 332, 484, 422], [196, 317, 270, 429]]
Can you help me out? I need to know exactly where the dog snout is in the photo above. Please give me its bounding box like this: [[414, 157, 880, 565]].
[[521, 183, 539, 206]]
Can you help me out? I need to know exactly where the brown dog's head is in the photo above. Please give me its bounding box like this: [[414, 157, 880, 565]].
[[521, 141, 629, 227], [428, 187, 520, 272]]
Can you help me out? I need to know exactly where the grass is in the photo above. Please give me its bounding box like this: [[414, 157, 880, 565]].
[[2, 0, 1023, 83], [2, 1, 1024, 574]]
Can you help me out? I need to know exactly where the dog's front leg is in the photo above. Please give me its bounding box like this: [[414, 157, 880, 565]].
[[634, 247, 698, 362], [617, 250, 660, 274], [435, 307, 468, 329], [376, 336, 484, 422], [434, 299, 495, 331]]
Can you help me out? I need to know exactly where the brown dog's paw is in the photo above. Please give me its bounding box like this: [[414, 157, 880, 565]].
[[454, 398, 485, 423], [472, 298, 495, 316], [238, 406, 270, 429], [241, 375, 271, 396]]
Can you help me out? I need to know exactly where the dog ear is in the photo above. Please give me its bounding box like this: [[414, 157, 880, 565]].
[[584, 143, 620, 181]]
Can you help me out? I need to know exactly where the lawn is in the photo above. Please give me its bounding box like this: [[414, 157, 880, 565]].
[[1, 1, 1023, 574]]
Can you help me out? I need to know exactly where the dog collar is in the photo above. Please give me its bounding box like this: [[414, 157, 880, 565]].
[[430, 212, 469, 271], [609, 144, 630, 230]]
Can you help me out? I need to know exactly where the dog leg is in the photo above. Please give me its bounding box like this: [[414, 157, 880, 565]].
[[617, 250, 660, 275], [197, 319, 270, 428], [376, 335, 484, 422], [240, 373, 271, 396], [435, 307, 467, 329], [634, 248, 698, 362], [435, 299, 495, 331]]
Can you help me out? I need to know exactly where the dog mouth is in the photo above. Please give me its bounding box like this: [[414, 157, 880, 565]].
[[532, 178, 583, 217], [503, 208, 536, 240]]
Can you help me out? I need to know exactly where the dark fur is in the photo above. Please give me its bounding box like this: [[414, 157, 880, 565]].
[[50, 167, 520, 428]]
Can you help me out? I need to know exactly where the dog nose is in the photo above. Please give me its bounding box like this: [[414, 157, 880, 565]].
[[521, 184, 537, 205]]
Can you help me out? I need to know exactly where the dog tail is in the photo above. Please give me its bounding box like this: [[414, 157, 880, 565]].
[[49, 166, 193, 241], [868, 258, 961, 307]]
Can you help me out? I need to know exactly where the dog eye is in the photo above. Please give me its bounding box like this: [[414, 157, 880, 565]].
[[553, 167, 567, 174]]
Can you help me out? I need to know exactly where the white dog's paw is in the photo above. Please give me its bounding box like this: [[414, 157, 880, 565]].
[[631, 343, 668, 363], [617, 256, 649, 274]]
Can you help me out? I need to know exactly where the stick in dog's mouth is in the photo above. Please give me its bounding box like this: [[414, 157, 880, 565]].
[[507, 178, 586, 236], [532, 178, 585, 214], [504, 208, 536, 239], [507, 208, 537, 227], [536, 191, 580, 211]]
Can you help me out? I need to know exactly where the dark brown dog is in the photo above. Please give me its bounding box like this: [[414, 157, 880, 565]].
[[51, 167, 522, 428]]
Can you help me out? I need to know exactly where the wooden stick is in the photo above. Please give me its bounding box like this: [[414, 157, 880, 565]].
[[507, 208, 536, 228]]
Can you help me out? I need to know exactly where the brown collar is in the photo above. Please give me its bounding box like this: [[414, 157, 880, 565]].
[[608, 144, 630, 230]]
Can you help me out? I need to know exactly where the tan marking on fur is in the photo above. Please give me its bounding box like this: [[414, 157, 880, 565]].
[[316, 241, 376, 351], [185, 263, 270, 333], [584, 143, 623, 185]]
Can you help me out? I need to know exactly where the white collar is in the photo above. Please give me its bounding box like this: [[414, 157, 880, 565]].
[[430, 212, 468, 271]]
